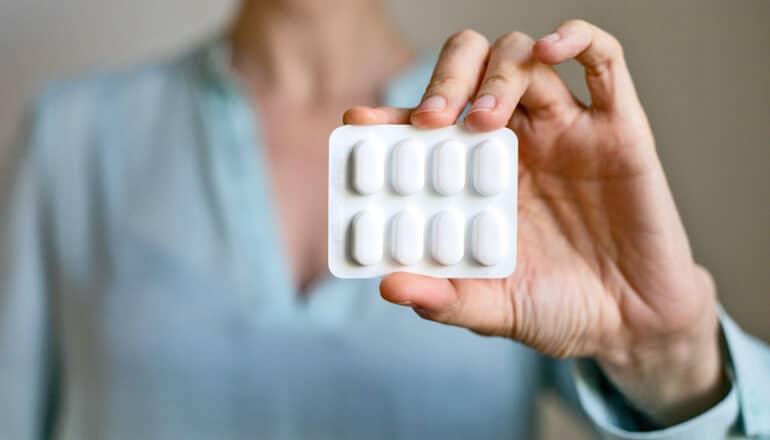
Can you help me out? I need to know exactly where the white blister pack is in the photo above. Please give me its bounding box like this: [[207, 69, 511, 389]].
[[328, 124, 518, 279]]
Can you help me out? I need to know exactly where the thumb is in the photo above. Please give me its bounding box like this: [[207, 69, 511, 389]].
[[380, 273, 515, 337]]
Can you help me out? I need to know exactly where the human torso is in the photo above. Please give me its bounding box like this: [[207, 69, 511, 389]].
[[35, 44, 547, 440], [258, 98, 369, 292]]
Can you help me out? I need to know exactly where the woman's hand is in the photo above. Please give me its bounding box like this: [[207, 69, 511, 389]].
[[342, 20, 727, 424]]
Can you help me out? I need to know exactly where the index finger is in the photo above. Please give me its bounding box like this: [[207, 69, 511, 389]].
[[410, 29, 490, 128]]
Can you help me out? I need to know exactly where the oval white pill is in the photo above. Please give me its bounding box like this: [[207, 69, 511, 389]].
[[432, 140, 465, 195], [390, 210, 423, 265], [351, 211, 383, 266], [352, 138, 384, 195], [391, 138, 424, 195], [471, 210, 506, 266], [473, 139, 508, 196], [431, 210, 464, 265]]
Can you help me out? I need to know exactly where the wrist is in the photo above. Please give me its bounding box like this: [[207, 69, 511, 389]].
[[597, 270, 729, 425]]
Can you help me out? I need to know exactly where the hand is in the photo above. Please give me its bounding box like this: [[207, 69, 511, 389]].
[[342, 20, 728, 424]]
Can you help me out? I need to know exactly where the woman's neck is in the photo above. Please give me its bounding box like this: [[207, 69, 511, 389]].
[[228, 0, 413, 105]]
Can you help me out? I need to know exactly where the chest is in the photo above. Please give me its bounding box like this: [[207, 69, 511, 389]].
[[258, 106, 352, 290], [261, 110, 335, 208], [48, 94, 541, 437]]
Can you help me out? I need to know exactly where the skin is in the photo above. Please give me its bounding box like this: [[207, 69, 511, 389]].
[[230, 0, 412, 290], [232, 0, 728, 426]]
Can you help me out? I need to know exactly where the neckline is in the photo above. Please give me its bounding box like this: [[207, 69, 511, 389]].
[[195, 34, 431, 325]]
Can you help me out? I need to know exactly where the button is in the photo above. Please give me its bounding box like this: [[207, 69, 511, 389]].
[[471, 210, 506, 266], [351, 211, 383, 265], [391, 138, 425, 195], [390, 210, 423, 265], [352, 138, 384, 195], [431, 210, 464, 265], [432, 140, 465, 196], [472, 139, 508, 196]]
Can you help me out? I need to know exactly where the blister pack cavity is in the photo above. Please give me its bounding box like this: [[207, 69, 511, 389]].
[[328, 124, 518, 279]]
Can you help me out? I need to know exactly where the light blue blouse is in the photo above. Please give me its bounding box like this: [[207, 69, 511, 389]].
[[1, 36, 768, 440]]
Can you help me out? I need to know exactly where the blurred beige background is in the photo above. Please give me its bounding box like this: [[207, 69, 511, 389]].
[[0, 0, 768, 438]]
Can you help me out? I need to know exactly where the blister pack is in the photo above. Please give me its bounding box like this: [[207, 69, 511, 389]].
[[328, 124, 518, 279]]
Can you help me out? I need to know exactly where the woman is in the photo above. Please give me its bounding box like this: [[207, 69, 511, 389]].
[[2, 0, 768, 438]]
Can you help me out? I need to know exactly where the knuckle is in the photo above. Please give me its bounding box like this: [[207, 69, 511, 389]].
[[604, 32, 624, 57], [561, 18, 591, 31], [428, 74, 462, 93], [446, 28, 488, 49], [560, 19, 625, 65], [415, 305, 453, 325], [482, 73, 515, 89], [495, 31, 535, 49], [590, 32, 625, 73]]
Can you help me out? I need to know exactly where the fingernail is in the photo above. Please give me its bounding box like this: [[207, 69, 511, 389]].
[[469, 94, 496, 113], [540, 32, 561, 42], [415, 95, 447, 113]]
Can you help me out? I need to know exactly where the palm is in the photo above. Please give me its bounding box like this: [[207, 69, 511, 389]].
[[445, 109, 706, 358]]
